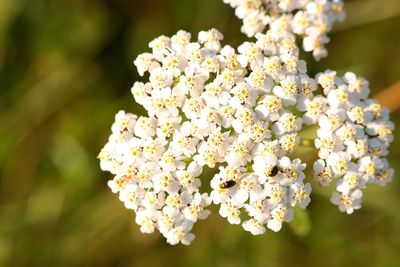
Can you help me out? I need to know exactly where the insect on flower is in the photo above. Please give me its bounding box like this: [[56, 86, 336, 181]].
[[269, 165, 279, 177], [219, 180, 237, 189]]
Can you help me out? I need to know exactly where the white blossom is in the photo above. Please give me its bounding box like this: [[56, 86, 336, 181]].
[[99, 27, 394, 245], [312, 71, 395, 213], [224, 0, 345, 59]]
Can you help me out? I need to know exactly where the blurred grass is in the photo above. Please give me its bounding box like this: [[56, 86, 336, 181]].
[[0, 0, 399, 266]]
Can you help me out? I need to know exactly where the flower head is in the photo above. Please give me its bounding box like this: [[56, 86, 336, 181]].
[[312, 71, 395, 213], [224, 0, 345, 59], [99, 26, 394, 245]]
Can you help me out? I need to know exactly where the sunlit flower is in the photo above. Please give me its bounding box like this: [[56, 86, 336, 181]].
[[224, 0, 345, 59], [99, 25, 394, 245], [312, 71, 395, 213]]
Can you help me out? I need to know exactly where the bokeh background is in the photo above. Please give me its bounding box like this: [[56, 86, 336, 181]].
[[1, 0, 400, 266]]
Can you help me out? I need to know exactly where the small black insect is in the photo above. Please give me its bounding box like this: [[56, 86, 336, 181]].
[[269, 165, 279, 177], [219, 180, 236, 189]]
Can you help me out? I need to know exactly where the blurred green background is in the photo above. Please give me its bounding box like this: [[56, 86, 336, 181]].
[[0, 0, 400, 266]]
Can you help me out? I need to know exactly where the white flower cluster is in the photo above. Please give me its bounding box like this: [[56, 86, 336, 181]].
[[99, 28, 319, 244], [223, 0, 345, 59], [99, 111, 212, 245], [99, 17, 395, 244], [310, 71, 395, 214]]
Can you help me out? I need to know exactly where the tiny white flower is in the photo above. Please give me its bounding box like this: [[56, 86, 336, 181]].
[[331, 190, 363, 214], [149, 67, 174, 90], [220, 203, 241, 225], [243, 219, 266, 235]]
